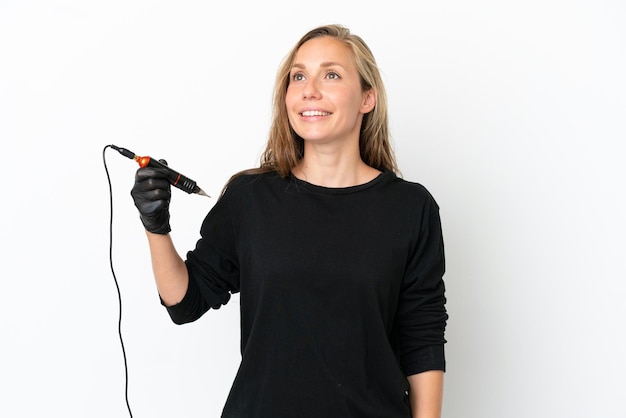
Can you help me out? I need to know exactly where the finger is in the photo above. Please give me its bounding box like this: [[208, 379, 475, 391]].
[[135, 166, 171, 181], [132, 176, 171, 198], [141, 199, 169, 215], [141, 186, 171, 201]]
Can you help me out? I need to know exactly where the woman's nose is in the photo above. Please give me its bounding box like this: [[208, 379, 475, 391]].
[[302, 79, 320, 100]]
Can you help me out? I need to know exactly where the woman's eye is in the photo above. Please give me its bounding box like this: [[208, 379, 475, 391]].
[[292, 73, 305, 81], [326, 71, 340, 79]]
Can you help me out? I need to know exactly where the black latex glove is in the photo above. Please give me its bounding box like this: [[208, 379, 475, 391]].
[[131, 159, 172, 235]]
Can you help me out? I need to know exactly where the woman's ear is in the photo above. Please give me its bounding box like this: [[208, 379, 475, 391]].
[[361, 89, 377, 114]]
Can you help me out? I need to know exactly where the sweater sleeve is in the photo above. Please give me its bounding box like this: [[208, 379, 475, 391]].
[[163, 182, 241, 325], [395, 193, 448, 376]]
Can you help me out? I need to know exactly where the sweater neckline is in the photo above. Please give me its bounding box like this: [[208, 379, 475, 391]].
[[289, 169, 394, 195]]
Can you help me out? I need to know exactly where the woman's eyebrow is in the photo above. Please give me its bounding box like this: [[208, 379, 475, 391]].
[[291, 61, 346, 70]]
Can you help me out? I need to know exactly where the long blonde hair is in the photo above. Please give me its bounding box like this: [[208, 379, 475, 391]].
[[225, 24, 398, 192]]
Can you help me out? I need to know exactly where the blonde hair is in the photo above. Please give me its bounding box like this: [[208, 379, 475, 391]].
[[225, 24, 398, 192]]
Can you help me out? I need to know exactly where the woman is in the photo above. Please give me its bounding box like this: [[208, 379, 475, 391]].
[[132, 24, 447, 418]]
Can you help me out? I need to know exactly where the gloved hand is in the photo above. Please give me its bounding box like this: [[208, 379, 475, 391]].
[[131, 159, 172, 234]]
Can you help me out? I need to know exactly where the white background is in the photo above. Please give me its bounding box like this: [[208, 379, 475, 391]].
[[1, 1, 625, 417]]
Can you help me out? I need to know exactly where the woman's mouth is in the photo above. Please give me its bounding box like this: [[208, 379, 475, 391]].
[[300, 110, 331, 117]]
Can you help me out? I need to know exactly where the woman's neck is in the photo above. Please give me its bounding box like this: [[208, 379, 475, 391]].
[[292, 150, 380, 188]]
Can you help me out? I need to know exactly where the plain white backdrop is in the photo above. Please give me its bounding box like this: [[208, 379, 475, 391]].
[[1, 0, 624, 417]]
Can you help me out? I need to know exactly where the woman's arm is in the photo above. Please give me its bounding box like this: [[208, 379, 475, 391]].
[[130, 161, 189, 306], [407, 370, 444, 418], [145, 231, 189, 306]]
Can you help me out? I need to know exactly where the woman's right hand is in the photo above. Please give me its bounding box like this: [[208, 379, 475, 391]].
[[131, 159, 172, 235]]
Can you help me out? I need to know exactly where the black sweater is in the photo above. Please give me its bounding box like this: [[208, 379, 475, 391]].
[[165, 170, 447, 418]]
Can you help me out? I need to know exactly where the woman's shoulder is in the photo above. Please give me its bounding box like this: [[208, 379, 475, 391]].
[[221, 169, 284, 196], [386, 172, 440, 211]]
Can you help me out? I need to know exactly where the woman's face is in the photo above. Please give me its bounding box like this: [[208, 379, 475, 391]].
[[285, 37, 375, 147]]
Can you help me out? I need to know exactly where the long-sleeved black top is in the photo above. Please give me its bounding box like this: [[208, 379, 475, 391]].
[[164, 170, 447, 418]]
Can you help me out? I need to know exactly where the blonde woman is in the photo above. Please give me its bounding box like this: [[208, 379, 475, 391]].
[[132, 24, 447, 418]]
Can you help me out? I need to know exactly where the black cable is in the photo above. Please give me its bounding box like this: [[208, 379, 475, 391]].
[[102, 145, 134, 417]]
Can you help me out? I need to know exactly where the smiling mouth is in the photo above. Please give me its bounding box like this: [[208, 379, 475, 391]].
[[300, 110, 331, 117]]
